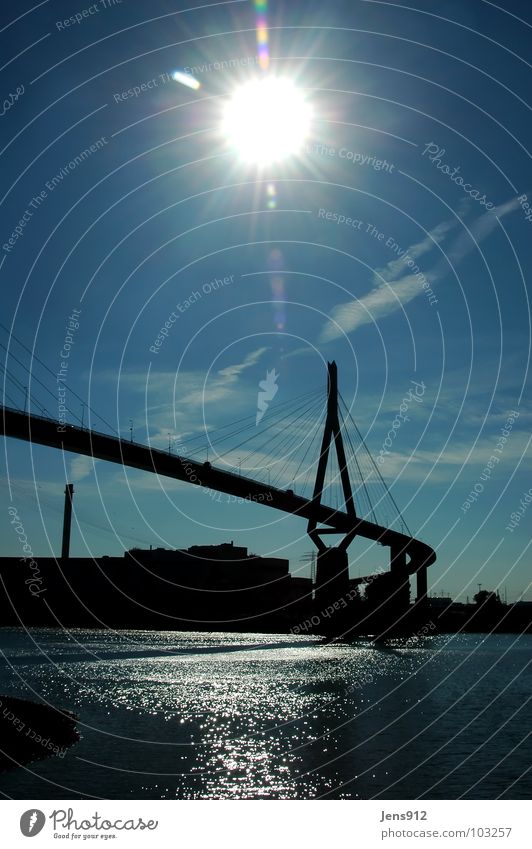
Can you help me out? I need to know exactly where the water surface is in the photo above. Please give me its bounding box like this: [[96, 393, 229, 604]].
[[0, 629, 530, 799]]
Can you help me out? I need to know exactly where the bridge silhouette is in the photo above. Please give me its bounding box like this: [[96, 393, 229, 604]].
[[1, 358, 436, 617]]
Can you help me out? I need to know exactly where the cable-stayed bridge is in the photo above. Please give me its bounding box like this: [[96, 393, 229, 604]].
[[1, 321, 435, 620]]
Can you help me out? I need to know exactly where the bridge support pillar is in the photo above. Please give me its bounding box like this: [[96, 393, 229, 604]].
[[314, 547, 350, 624], [390, 541, 407, 574], [416, 565, 428, 603]]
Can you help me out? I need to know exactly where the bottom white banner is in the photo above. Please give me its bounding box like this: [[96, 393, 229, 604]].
[[0, 799, 528, 848]]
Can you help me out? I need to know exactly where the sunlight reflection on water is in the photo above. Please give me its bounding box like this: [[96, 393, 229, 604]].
[[0, 630, 530, 799]]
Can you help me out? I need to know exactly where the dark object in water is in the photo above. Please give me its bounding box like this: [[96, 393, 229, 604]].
[[0, 694, 79, 772]]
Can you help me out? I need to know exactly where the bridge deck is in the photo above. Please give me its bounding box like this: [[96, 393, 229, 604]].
[[0, 407, 436, 577]]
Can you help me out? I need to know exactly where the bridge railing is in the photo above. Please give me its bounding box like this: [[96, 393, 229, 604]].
[[1, 405, 286, 492]]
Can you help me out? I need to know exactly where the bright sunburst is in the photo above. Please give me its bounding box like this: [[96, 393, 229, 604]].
[[221, 76, 312, 166]]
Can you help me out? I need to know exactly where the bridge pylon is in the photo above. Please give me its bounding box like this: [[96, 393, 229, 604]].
[[307, 362, 359, 625]]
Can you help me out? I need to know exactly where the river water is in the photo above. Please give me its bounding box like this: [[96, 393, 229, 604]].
[[0, 629, 530, 799]]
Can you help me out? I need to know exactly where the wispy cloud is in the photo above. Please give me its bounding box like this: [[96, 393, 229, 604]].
[[320, 272, 438, 342], [445, 196, 521, 266], [370, 427, 531, 485], [376, 219, 455, 284], [320, 198, 521, 343], [70, 455, 97, 482], [112, 347, 269, 448], [218, 347, 267, 380]]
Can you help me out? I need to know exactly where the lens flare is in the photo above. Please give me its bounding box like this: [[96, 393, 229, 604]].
[[254, 0, 270, 70], [269, 250, 286, 331], [266, 183, 277, 209], [171, 70, 201, 90]]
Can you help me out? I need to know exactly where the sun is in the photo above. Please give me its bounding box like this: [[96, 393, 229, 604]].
[[221, 76, 312, 166]]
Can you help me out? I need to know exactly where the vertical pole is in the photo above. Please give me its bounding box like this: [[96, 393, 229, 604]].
[[416, 565, 428, 603], [61, 483, 74, 559]]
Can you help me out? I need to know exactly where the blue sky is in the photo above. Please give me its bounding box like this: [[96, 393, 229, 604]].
[[1, 0, 531, 601]]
